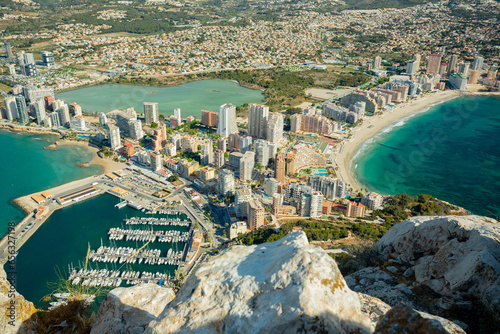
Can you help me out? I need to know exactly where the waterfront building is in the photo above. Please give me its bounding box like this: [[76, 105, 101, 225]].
[[128, 119, 144, 141], [99, 112, 108, 126], [247, 198, 265, 230], [214, 149, 225, 168], [300, 191, 324, 218], [200, 139, 214, 165], [15, 95, 29, 124], [468, 70, 480, 85], [449, 73, 468, 90], [144, 102, 159, 125], [406, 60, 418, 75], [150, 152, 163, 172], [56, 104, 70, 127], [427, 54, 442, 74], [472, 56, 484, 71], [264, 178, 279, 197], [174, 108, 181, 122], [170, 116, 180, 128], [447, 54, 458, 75], [413, 53, 421, 72], [341, 90, 378, 112], [266, 113, 284, 143], [275, 152, 286, 185], [49, 112, 60, 128], [201, 110, 219, 127], [229, 152, 244, 168], [228, 221, 247, 239], [116, 108, 137, 137], [32, 99, 46, 125], [228, 133, 241, 150], [23, 86, 54, 103], [307, 175, 346, 199], [254, 139, 270, 166], [69, 103, 82, 116], [323, 103, 349, 121], [290, 114, 338, 136], [186, 116, 195, 123], [439, 63, 448, 76], [235, 187, 252, 217], [44, 96, 54, 110], [217, 103, 238, 137], [240, 136, 252, 154], [286, 144, 327, 175], [70, 115, 87, 132], [217, 137, 226, 152], [361, 192, 384, 210], [217, 169, 235, 197], [349, 101, 366, 117], [4, 96, 18, 121], [347, 201, 366, 218], [248, 103, 269, 139], [239, 151, 255, 181], [41, 51, 55, 68], [107, 124, 121, 149]]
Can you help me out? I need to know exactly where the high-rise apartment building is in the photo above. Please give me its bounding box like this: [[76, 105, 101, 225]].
[[214, 149, 225, 168], [300, 191, 324, 218], [57, 104, 70, 127], [217, 103, 238, 137], [217, 169, 235, 196], [200, 140, 214, 165], [307, 175, 346, 199], [468, 70, 480, 84], [20, 53, 37, 76], [99, 113, 108, 126], [49, 112, 60, 127], [116, 108, 137, 137], [69, 103, 82, 116], [108, 124, 121, 149], [150, 152, 163, 171], [264, 178, 279, 197], [41, 51, 55, 68], [406, 60, 418, 75], [239, 151, 255, 181], [144, 102, 159, 125], [228, 133, 240, 150], [4, 42, 13, 59], [275, 153, 286, 184], [427, 54, 442, 74], [247, 199, 265, 230], [15, 95, 29, 124], [458, 62, 470, 76], [248, 103, 269, 139], [266, 113, 284, 143], [240, 136, 252, 154], [217, 137, 226, 152], [413, 53, 421, 72], [129, 119, 144, 141], [235, 187, 252, 217], [254, 139, 270, 166], [4, 96, 18, 121], [34, 98, 46, 125], [201, 110, 219, 127], [70, 115, 87, 132], [174, 108, 181, 122], [472, 56, 484, 71], [447, 54, 458, 75], [372, 56, 382, 69]]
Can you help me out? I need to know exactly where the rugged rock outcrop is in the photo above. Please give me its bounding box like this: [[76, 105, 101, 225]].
[[374, 303, 466, 334], [145, 231, 376, 333], [90, 283, 175, 334], [0, 264, 36, 334]]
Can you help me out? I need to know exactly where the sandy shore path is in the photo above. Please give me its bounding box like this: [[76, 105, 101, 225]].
[[56, 140, 125, 173], [334, 90, 462, 192]]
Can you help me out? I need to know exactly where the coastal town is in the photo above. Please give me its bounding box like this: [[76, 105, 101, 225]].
[[0, 0, 499, 332]]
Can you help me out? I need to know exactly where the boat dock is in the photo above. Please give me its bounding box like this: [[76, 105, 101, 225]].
[[89, 246, 183, 266], [108, 228, 189, 243], [68, 268, 172, 287], [124, 216, 190, 227]]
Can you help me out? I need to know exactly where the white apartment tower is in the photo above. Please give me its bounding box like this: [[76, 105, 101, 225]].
[[144, 102, 159, 125], [217, 103, 238, 137], [266, 113, 284, 143], [248, 103, 269, 139], [107, 124, 121, 149]]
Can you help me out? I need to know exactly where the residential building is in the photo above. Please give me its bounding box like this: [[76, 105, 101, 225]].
[[33, 98, 45, 125], [472, 56, 484, 71], [214, 149, 225, 168], [228, 221, 247, 239], [248, 103, 269, 139], [406, 60, 418, 75], [174, 108, 181, 122], [449, 73, 468, 90], [150, 152, 163, 172], [217, 169, 235, 196], [300, 191, 324, 218], [4, 96, 18, 121], [163, 143, 176, 156], [274, 205, 296, 216], [70, 115, 87, 131], [290, 114, 338, 136], [217, 137, 226, 152], [165, 159, 177, 172], [254, 139, 270, 166], [240, 136, 252, 154], [272, 193, 283, 208], [361, 192, 384, 210], [107, 124, 121, 149], [235, 187, 252, 217], [200, 139, 214, 165], [341, 90, 378, 112], [4, 42, 13, 59], [427, 54, 442, 74], [347, 201, 366, 218], [266, 113, 284, 143], [144, 102, 159, 125], [56, 104, 70, 127], [49, 112, 60, 128], [247, 198, 265, 230], [264, 178, 279, 197], [217, 103, 238, 137], [200, 166, 215, 182], [15, 95, 29, 124], [128, 119, 144, 141], [372, 56, 382, 69], [307, 175, 346, 199], [201, 110, 219, 127], [286, 144, 327, 174], [458, 62, 470, 76], [284, 182, 313, 208], [447, 54, 458, 75], [41, 51, 55, 68], [178, 159, 199, 178], [99, 112, 108, 126], [239, 151, 255, 181], [20, 53, 37, 76], [275, 152, 286, 184], [116, 108, 137, 137], [229, 152, 244, 168], [69, 103, 82, 116], [228, 133, 241, 150], [170, 133, 182, 150], [468, 70, 480, 84]]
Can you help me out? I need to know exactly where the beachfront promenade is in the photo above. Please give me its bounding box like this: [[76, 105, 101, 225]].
[[0, 168, 214, 265]]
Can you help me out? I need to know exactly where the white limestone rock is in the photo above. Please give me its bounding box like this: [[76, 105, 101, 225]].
[[376, 215, 500, 315], [91, 283, 175, 334], [145, 231, 376, 334]]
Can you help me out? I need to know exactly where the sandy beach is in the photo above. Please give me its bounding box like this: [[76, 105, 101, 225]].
[[56, 140, 125, 173], [335, 90, 463, 192]]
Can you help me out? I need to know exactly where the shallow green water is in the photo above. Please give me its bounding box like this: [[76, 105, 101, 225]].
[[56, 80, 265, 118], [352, 96, 500, 218]]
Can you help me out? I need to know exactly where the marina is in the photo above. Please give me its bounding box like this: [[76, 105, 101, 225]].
[[88, 246, 184, 265], [67, 268, 172, 287], [108, 228, 189, 243], [125, 216, 190, 227]]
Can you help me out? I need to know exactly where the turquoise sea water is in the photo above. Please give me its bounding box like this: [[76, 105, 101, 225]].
[[352, 95, 500, 218], [0, 130, 102, 236], [56, 80, 265, 118]]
